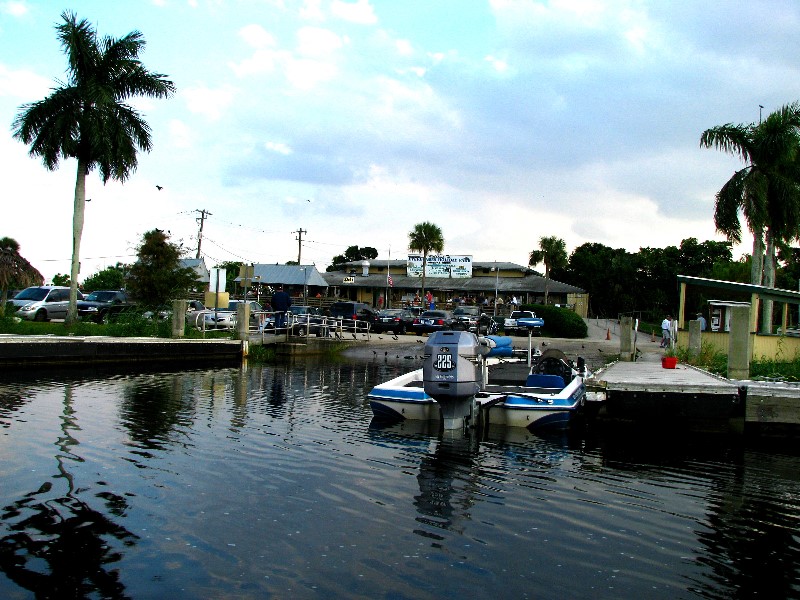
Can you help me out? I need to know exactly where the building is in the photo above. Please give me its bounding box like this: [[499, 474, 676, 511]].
[[180, 257, 210, 285], [322, 259, 588, 316], [232, 264, 328, 304]]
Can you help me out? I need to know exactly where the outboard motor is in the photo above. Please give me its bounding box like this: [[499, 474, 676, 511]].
[[423, 330, 482, 430]]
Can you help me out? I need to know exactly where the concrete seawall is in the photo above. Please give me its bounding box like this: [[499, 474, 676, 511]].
[[0, 335, 243, 367]]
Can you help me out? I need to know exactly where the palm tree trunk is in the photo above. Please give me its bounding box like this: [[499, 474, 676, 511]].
[[421, 252, 427, 300], [544, 266, 550, 305], [751, 227, 765, 285], [67, 161, 86, 324], [761, 230, 776, 333]]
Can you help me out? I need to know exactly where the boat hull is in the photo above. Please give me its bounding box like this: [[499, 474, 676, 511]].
[[368, 367, 587, 430], [486, 383, 585, 430]]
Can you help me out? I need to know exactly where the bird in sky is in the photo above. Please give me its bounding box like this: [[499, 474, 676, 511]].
[[156, 185, 163, 190]]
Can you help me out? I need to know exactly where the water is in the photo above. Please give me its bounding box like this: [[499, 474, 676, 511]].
[[1, 358, 800, 599]]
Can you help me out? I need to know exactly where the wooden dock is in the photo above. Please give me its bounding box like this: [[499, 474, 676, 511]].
[[588, 357, 800, 435]]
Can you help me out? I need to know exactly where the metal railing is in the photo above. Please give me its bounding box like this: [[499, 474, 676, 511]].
[[190, 309, 373, 340]]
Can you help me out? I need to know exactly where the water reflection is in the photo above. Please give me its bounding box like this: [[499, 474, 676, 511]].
[[1, 361, 800, 598], [0, 384, 137, 598], [414, 435, 480, 539]]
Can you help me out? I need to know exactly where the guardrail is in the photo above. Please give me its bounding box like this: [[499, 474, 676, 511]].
[[191, 309, 372, 340]]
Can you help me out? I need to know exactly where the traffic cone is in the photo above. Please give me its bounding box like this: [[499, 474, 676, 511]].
[[606, 327, 611, 340]]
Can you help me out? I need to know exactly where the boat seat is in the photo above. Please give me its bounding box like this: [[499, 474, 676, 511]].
[[525, 373, 566, 388]]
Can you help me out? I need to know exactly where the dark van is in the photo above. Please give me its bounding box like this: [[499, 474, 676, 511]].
[[329, 301, 376, 322]]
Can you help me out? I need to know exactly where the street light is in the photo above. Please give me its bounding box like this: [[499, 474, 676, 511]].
[[493, 261, 499, 317]]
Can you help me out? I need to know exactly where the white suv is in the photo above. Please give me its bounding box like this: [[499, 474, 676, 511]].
[[9, 286, 84, 321]]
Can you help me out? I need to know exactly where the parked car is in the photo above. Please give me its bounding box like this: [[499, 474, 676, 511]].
[[452, 306, 483, 332], [329, 301, 375, 322], [8, 286, 83, 321], [412, 310, 456, 336], [404, 306, 424, 318], [77, 290, 136, 323], [204, 300, 264, 330], [287, 306, 325, 336], [372, 308, 415, 334], [504, 310, 544, 336], [144, 299, 207, 322]]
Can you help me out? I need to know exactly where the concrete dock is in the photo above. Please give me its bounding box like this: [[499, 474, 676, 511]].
[[0, 335, 244, 367]]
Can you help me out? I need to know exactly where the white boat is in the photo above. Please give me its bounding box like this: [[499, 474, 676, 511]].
[[368, 345, 591, 431]]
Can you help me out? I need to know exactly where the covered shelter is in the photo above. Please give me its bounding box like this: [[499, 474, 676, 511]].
[[323, 260, 587, 316], [235, 264, 328, 305], [676, 275, 800, 360]]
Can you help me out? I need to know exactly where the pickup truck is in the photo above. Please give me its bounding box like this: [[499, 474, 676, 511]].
[[77, 290, 136, 323], [503, 310, 544, 336], [452, 306, 483, 332]]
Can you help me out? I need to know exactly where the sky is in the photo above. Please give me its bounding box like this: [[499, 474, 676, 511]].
[[2, 0, 799, 284]]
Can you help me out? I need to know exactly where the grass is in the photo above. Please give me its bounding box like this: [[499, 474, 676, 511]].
[[671, 341, 800, 381]]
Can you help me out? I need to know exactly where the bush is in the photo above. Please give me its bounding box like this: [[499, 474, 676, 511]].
[[522, 304, 588, 338]]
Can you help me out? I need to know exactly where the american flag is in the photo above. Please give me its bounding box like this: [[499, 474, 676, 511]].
[[387, 274, 393, 287]]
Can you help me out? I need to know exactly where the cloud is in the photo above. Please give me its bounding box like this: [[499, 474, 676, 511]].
[[331, 0, 377, 25], [1, 2, 27, 17], [182, 84, 236, 120], [0, 64, 53, 100], [168, 119, 193, 149], [239, 23, 276, 49]]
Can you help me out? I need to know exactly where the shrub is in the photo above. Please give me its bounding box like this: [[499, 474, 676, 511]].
[[522, 304, 588, 338]]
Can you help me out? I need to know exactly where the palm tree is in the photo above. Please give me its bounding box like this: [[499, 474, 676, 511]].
[[0, 237, 44, 316], [701, 103, 800, 331], [12, 12, 175, 323], [528, 236, 567, 306], [408, 222, 444, 300]]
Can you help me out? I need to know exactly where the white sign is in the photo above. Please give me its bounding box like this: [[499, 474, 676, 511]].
[[407, 255, 472, 278], [209, 268, 227, 293]]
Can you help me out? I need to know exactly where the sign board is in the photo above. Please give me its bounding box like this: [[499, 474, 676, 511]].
[[209, 268, 227, 293], [238, 264, 254, 287], [407, 255, 472, 278], [204, 291, 230, 309], [343, 276, 355, 284]]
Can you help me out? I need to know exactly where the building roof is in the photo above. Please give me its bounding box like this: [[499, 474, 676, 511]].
[[678, 275, 800, 303], [321, 270, 583, 294], [179, 257, 210, 282], [336, 259, 536, 274], [236, 264, 328, 287]]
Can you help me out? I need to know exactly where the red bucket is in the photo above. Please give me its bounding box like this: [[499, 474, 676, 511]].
[[661, 356, 678, 369]]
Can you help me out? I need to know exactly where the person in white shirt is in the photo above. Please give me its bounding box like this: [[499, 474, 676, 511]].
[[660, 315, 672, 348]]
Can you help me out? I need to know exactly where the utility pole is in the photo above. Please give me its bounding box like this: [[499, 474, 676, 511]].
[[195, 209, 212, 259], [294, 227, 307, 264]]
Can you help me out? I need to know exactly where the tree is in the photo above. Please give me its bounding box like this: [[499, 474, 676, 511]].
[[12, 12, 175, 324], [0, 237, 44, 315], [701, 103, 800, 331], [126, 229, 197, 308], [83, 263, 127, 291], [213, 261, 243, 293], [407, 222, 444, 299], [528, 236, 567, 306], [326, 246, 379, 272], [52, 274, 71, 287]]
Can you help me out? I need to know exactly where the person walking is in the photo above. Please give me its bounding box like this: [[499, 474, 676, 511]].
[[271, 286, 292, 331], [660, 315, 672, 348], [697, 312, 707, 331]]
